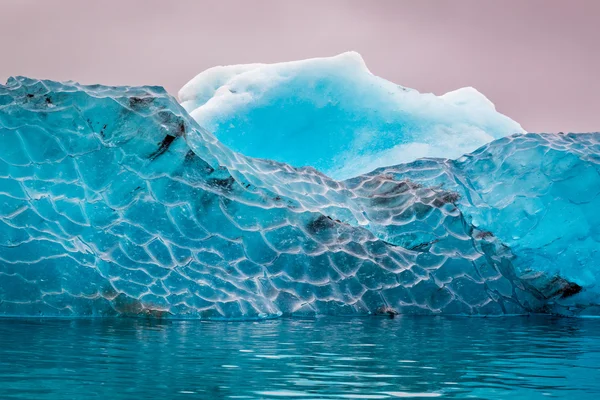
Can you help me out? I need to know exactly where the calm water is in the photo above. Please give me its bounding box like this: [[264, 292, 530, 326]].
[[1, 316, 600, 399]]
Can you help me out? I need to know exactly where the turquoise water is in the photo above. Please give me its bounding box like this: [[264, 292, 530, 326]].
[[1, 316, 599, 399]]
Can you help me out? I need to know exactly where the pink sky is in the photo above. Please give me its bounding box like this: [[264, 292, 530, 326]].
[[1, 0, 598, 133]]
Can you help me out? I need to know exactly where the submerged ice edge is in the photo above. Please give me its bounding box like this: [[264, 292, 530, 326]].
[[0, 76, 597, 320]]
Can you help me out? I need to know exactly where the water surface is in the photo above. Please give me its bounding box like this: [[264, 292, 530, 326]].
[[1, 316, 599, 399]]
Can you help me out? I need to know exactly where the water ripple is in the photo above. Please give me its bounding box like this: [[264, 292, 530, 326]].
[[1, 316, 600, 399]]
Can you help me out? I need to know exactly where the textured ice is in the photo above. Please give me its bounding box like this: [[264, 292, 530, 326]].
[[0, 77, 596, 319], [179, 52, 524, 179], [363, 133, 600, 314]]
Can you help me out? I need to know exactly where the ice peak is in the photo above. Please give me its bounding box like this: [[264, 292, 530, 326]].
[[179, 53, 524, 179]]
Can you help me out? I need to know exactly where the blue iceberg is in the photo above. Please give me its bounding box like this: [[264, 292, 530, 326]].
[[0, 75, 597, 319]]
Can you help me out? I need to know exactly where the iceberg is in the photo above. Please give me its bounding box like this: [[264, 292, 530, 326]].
[[179, 52, 524, 179], [0, 76, 597, 319]]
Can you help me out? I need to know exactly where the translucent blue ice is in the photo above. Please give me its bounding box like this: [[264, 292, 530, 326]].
[[0, 77, 596, 319], [363, 133, 600, 313], [179, 52, 524, 179]]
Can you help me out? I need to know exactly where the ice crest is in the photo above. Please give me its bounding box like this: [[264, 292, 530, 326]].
[[179, 52, 524, 179]]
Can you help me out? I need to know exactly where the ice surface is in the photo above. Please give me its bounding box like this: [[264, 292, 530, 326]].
[[0, 77, 596, 319], [179, 52, 524, 179], [363, 133, 600, 314]]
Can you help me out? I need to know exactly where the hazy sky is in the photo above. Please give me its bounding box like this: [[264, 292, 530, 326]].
[[1, 0, 598, 133]]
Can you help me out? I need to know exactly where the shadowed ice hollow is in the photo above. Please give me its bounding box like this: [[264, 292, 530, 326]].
[[179, 52, 524, 179]]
